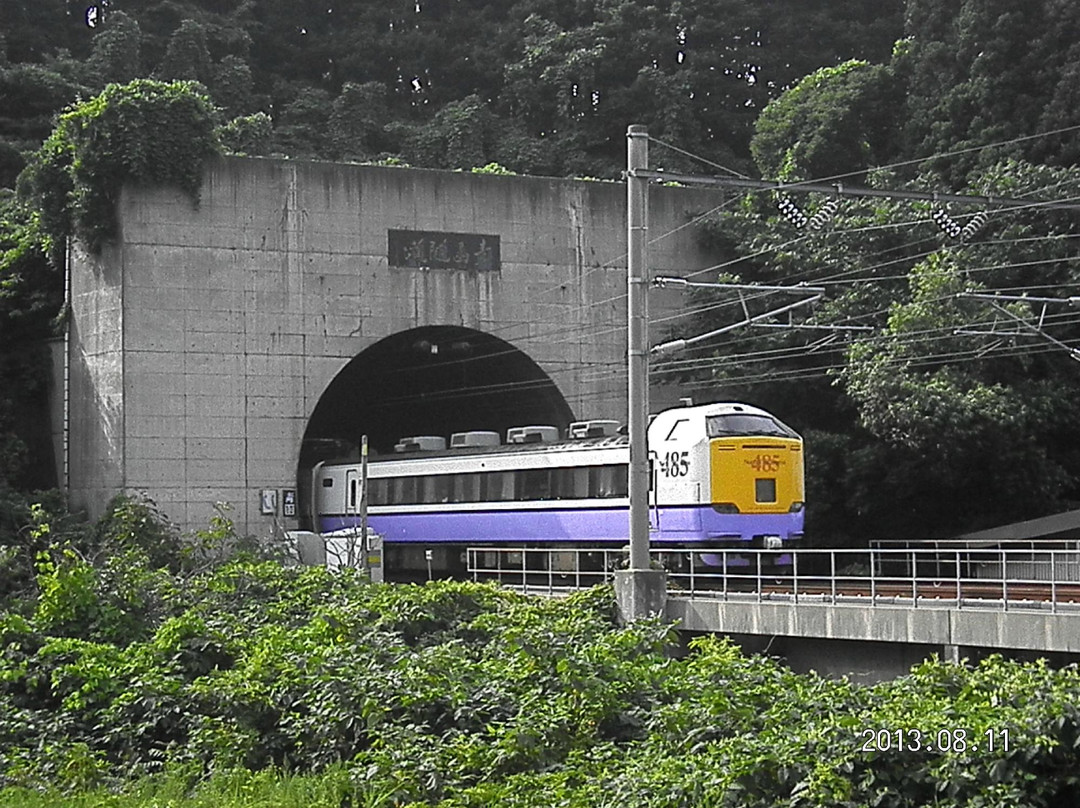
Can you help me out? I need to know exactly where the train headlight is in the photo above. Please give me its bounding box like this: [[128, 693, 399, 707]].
[[712, 503, 740, 514], [789, 501, 804, 513]]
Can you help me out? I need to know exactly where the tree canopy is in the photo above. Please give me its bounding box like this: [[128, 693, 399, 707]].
[[2, 0, 1080, 539]]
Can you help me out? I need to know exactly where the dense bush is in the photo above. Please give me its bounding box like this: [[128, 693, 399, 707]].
[[1, 492, 1079, 805], [24, 79, 220, 256]]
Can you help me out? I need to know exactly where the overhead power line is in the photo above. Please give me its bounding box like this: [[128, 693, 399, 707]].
[[627, 170, 1080, 212]]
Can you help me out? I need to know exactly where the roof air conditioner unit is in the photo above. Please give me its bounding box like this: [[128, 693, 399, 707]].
[[393, 435, 447, 453], [506, 425, 559, 444], [449, 431, 500, 448], [568, 419, 621, 439]]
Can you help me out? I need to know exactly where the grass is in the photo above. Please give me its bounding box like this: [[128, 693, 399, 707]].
[[0, 764, 396, 808]]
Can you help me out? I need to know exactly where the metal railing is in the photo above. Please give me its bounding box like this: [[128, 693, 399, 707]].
[[466, 546, 1080, 613]]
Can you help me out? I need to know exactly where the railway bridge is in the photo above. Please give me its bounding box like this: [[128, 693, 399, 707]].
[[62, 156, 727, 535], [465, 545, 1080, 682]]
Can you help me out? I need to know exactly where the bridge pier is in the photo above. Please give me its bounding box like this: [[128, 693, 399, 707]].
[[614, 569, 668, 623]]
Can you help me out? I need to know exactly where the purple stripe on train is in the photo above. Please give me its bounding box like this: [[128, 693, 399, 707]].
[[319, 504, 803, 544]]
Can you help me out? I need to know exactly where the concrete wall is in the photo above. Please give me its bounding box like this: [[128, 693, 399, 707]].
[[68, 157, 727, 535], [69, 245, 126, 511], [668, 597, 1080, 681]]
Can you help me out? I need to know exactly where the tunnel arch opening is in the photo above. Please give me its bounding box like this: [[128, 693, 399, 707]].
[[297, 326, 575, 527]]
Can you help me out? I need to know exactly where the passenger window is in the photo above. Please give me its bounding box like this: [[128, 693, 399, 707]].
[[569, 467, 589, 498], [368, 478, 387, 505], [392, 476, 418, 505], [590, 465, 628, 498], [454, 473, 483, 502], [518, 469, 551, 500], [420, 475, 451, 504], [484, 471, 514, 501]]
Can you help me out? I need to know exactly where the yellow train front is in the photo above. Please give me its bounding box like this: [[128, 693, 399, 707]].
[[649, 402, 805, 547]]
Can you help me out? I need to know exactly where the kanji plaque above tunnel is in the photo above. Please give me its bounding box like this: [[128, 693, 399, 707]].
[[388, 229, 500, 272]]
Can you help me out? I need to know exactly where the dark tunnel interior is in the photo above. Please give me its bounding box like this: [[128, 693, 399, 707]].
[[299, 325, 575, 480]]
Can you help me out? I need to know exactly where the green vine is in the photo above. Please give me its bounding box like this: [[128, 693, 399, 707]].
[[27, 79, 220, 257]]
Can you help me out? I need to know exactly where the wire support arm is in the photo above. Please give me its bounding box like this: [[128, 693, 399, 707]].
[[651, 295, 823, 355]]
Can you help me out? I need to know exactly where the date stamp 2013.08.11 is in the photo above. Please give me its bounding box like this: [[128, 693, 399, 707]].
[[857, 728, 1011, 754]]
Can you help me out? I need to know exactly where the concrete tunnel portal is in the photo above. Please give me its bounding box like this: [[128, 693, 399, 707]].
[[298, 326, 575, 525]]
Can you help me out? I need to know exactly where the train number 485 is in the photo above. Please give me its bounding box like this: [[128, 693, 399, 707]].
[[656, 450, 690, 478], [746, 454, 784, 472]]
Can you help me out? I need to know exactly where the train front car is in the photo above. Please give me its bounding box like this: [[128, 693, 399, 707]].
[[649, 402, 804, 552]]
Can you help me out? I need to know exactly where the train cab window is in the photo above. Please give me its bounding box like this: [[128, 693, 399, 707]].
[[518, 469, 552, 500], [707, 414, 796, 438]]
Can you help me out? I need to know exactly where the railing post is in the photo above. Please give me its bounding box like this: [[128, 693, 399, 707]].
[[792, 549, 798, 604], [723, 551, 729, 601], [870, 549, 876, 604], [1001, 549, 1008, 612], [1052, 551, 1058, 614], [830, 550, 836, 603], [756, 551, 763, 603], [955, 551, 961, 609], [911, 550, 917, 607]]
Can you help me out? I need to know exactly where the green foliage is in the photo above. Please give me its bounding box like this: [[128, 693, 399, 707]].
[[2, 504, 1080, 807], [216, 112, 272, 157], [681, 156, 1080, 538], [25, 79, 220, 254], [0, 192, 59, 488], [751, 60, 898, 181], [155, 20, 213, 84], [86, 11, 144, 88]]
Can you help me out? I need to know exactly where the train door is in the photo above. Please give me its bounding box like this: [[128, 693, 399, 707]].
[[345, 469, 361, 519]]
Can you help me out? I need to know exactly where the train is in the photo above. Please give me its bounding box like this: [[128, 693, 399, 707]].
[[311, 401, 805, 575]]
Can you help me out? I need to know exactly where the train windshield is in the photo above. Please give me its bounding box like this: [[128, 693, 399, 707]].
[[706, 413, 797, 438]]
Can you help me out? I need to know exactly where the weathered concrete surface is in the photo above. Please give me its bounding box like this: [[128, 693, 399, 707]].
[[667, 597, 1080, 676], [68, 157, 727, 535], [615, 569, 668, 623]]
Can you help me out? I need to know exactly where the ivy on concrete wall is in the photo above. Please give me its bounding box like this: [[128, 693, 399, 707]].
[[27, 79, 220, 256]]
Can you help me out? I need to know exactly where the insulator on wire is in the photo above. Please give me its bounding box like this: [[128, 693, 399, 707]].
[[808, 198, 840, 230], [931, 207, 962, 239], [960, 211, 990, 242], [776, 195, 808, 228]]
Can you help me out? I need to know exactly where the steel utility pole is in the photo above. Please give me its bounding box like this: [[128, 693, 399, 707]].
[[627, 124, 650, 571]]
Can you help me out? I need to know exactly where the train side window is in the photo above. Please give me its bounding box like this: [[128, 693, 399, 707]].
[[590, 466, 614, 497], [368, 478, 388, 505], [484, 471, 514, 501], [454, 473, 483, 503], [590, 465, 628, 498], [392, 476, 418, 505], [420, 475, 451, 504], [518, 469, 551, 500], [570, 467, 589, 499], [321, 478, 334, 487], [551, 467, 588, 499], [613, 465, 628, 496]]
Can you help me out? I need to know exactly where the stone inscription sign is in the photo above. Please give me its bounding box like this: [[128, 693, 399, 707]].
[[388, 229, 500, 272]]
